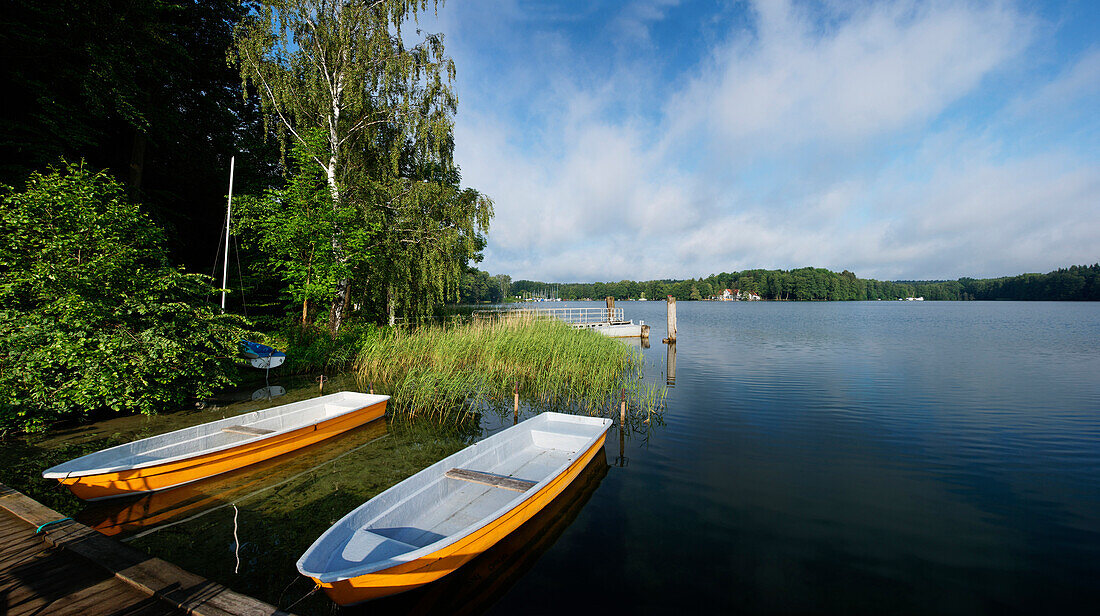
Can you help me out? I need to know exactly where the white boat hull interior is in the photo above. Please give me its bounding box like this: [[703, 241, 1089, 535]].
[[298, 412, 612, 583]]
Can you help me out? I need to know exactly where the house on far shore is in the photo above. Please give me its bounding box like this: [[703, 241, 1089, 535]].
[[713, 288, 763, 301]]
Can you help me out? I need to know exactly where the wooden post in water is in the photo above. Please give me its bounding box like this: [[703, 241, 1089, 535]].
[[369, 382, 374, 395], [664, 296, 677, 343], [606, 296, 615, 323], [514, 381, 519, 425], [616, 389, 628, 467], [620, 388, 626, 426]]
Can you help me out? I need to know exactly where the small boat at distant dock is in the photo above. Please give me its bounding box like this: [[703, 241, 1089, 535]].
[[297, 412, 613, 605], [43, 391, 388, 500]]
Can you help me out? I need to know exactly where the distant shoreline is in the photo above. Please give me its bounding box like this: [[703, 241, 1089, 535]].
[[460, 264, 1099, 303]]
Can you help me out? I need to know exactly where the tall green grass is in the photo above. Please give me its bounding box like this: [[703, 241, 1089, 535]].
[[355, 316, 665, 424]]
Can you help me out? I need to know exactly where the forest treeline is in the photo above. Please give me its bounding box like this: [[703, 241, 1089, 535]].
[[459, 264, 1100, 303]]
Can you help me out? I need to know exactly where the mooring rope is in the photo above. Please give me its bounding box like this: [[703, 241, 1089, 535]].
[[277, 575, 307, 608], [232, 504, 241, 574], [35, 517, 72, 534], [279, 576, 322, 611], [284, 584, 320, 611], [233, 234, 248, 317], [210, 207, 227, 283]]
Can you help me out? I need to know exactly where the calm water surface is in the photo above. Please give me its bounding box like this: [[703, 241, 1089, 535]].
[[482, 301, 1100, 615], [66, 301, 1100, 614]]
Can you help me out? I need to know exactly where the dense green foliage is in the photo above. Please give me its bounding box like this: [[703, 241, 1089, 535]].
[[273, 321, 381, 376], [365, 164, 492, 324], [235, 133, 371, 325], [915, 266, 1100, 300], [457, 268, 511, 303], [508, 270, 893, 301], [0, 165, 247, 432], [502, 265, 1100, 302]]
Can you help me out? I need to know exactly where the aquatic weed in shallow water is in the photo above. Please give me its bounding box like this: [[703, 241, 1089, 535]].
[[354, 317, 666, 424]]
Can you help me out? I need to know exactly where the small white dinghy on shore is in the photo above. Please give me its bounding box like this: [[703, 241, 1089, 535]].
[[297, 411, 613, 605]]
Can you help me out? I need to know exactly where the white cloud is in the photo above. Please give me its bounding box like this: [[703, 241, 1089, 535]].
[[667, 0, 1031, 151], [442, 0, 1098, 282]]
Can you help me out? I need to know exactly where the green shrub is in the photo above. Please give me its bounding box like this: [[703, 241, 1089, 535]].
[[275, 319, 380, 375], [0, 163, 248, 432]]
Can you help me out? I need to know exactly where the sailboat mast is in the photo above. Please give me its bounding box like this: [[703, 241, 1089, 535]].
[[222, 156, 235, 311]]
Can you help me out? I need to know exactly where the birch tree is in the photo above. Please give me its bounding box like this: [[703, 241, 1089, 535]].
[[369, 161, 492, 324], [231, 0, 456, 332]]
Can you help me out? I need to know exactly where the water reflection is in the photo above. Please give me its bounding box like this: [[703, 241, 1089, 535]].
[[359, 448, 610, 616], [666, 341, 677, 387], [251, 385, 286, 401], [615, 427, 628, 468], [77, 418, 389, 538]]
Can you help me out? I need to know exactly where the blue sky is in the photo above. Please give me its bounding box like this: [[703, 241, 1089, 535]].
[[419, 0, 1099, 282]]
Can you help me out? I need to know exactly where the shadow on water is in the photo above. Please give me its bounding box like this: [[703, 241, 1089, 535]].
[[75, 418, 391, 538], [355, 448, 610, 616]]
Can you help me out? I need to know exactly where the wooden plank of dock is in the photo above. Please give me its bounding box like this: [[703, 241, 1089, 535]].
[[1, 507, 184, 616], [0, 483, 294, 616]]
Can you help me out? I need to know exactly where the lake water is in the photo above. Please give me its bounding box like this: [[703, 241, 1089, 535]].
[[480, 301, 1100, 615], [59, 301, 1100, 614]]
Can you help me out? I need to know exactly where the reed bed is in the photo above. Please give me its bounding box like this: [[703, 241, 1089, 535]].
[[355, 316, 665, 424]]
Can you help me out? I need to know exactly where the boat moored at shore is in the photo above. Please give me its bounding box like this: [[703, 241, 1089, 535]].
[[43, 391, 388, 500], [297, 412, 612, 605]]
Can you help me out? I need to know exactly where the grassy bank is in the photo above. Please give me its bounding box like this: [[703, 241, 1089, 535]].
[[355, 316, 665, 424]]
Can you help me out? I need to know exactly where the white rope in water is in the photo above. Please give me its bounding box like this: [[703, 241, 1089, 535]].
[[122, 433, 391, 542], [233, 504, 241, 574]]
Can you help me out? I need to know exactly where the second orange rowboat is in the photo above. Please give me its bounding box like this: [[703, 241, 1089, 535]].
[[297, 412, 612, 605], [43, 391, 388, 500]]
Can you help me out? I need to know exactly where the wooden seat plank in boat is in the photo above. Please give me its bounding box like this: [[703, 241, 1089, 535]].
[[297, 412, 613, 605], [221, 425, 275, 436], [444, 468, 537, 492]]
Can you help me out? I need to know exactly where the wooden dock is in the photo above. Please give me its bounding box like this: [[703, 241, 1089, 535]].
[[472, 305, 650, 338], [0, 483, 292, 616]]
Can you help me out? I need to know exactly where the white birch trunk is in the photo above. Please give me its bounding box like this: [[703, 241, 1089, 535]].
[[387, 284, 396, 326], [326, 69, 350, 333]]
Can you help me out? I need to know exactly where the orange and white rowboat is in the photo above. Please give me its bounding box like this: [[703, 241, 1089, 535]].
[[296, 411, 612, 605], [43, 391, 388, 501]]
